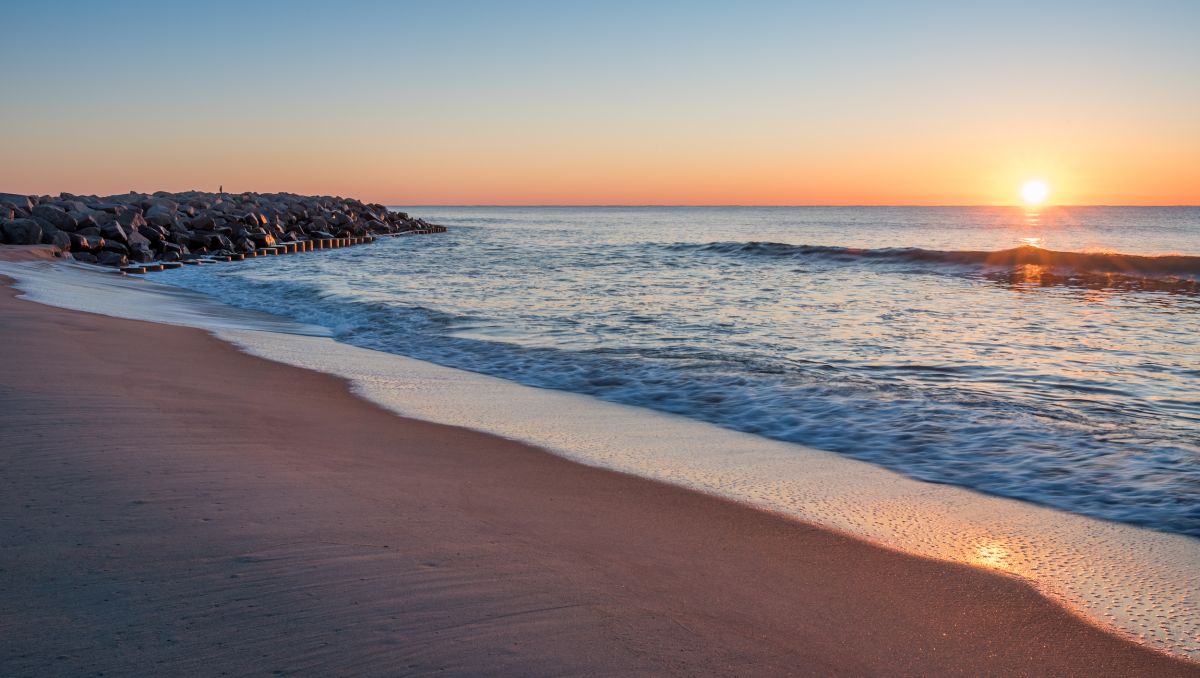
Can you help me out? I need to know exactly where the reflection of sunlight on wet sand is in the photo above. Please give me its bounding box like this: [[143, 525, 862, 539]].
[[972, 538, 1014, 570]]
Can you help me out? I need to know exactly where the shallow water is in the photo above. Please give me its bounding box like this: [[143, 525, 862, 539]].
[[158, 206, 1200, 537]]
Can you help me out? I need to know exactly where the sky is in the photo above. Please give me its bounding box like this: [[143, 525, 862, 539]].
[[1, 0, 1197, 205]]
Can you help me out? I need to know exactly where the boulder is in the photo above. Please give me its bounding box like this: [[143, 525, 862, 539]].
[[137, 225, 165, 243], [148, 197, 179, 212], [186, 231, 212, 248], [1, 218, 43, 245], [0, 193, 34, 212], [190, 214, 217, 231], [47, 230, 72, 251], [101, 240, 129, 255], [30, 204, 77, 231], [72, 251, 98, 264], [128, 241, 155, 262], [72, 214, 102, 231], [69, 232, 105, 252], [160, 241, 186, 258], [101, 222, 129, 243], [39, 223, 73, 251], [96, 251, 128, 267], [127, 229, 155, 261], [116, 209, 147, 230], [55, 200, 88, 214], [144, 204, 177, 228]]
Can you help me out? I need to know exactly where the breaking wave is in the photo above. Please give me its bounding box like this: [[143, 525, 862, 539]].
[[674, 242, 1200, 278]]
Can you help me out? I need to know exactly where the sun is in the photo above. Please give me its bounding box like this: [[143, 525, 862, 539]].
[[1021, 180, 1049, 205]]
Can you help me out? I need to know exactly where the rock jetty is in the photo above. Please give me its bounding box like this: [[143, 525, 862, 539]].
[[0, 190, 445, 269]]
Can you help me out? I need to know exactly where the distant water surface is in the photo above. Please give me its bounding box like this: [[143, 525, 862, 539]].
[[158, 206, 1200, 537]]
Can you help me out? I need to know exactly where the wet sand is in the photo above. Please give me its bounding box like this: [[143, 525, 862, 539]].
[[1, 274, 1195, 676]]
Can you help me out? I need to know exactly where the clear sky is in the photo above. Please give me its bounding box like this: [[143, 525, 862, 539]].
[[1, 0, 1197, 205]]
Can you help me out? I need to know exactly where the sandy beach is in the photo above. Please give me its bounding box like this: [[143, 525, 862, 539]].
[[0, 267, 1195, 676]]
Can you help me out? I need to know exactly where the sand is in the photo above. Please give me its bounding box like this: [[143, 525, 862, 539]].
[[0, 274, 1195, 676]]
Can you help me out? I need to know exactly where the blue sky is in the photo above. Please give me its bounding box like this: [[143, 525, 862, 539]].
[[2, 1, 1197, 203]]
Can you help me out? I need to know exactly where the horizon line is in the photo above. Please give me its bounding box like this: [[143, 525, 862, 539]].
[[387, 203, 1200, 208]]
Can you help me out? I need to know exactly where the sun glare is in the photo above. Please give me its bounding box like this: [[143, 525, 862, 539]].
[[1021, 180, 1049, 205]]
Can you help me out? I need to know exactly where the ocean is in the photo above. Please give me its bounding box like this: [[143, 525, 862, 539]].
[[156, 206, 1200, 538]]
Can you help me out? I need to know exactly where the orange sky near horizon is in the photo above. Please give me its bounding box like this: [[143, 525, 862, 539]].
[[7, 129, 1196, 206]]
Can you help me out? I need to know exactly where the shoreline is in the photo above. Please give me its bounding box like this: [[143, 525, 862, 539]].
[[0, 253, 1197, 674], [7, 249, 1197, 658]]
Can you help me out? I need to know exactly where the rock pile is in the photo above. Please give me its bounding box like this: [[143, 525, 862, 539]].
[[0, 190, 444, 267]]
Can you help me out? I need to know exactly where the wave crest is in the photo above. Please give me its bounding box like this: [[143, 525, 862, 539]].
[[672, 242, 1200, 278]]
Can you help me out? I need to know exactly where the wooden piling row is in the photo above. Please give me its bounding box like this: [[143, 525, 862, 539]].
[[114, 230, 426, 275]]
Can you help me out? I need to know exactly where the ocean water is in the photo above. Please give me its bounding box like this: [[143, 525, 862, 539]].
[[157, 206, 1200, 538]]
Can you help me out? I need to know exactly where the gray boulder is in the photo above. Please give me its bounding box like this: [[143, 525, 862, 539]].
[[68, 232, 104, 252], [38, 223, 72, 251], [96, 251, 128, 267], [72, 213, 101, 231], [30, 204, 77, 231], [0, 193, 33, 211], [56, 200, 88, 214], [144, 204, 177, 228], [128, 242, 155, 262], [46, 229, 72, 251], [190, 214, 217, 230], [127, 230, 155, 262], [149, 197, 178, 211], [127, 228, 153, 248], [1, 218, 43, 245], [101, 222, 129, 243], [116, 209, 147, 230], [137, 225, 165, 243], [160, 240, 186, 256], [249, 231, 276, 247], [72, 251, 98, 264]]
